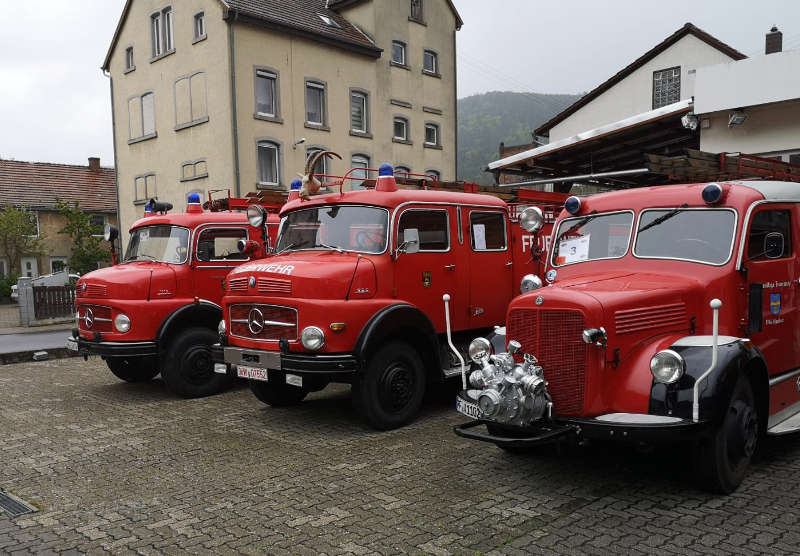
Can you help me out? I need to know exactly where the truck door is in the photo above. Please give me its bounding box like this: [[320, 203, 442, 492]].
[[466, 209, 513, 328], [193, 225, 251, 304], [394, 205, 468, 332]]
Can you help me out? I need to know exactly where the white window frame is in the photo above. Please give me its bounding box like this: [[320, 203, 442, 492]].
[[151, 6, 174, 58], [652, 66, 681, 109], [255, 69, 278, 117], [257, 141, 281, 187], [395, 166, 411, 177], [423, 50, 438, 74], [391, 41, 407, 65], [350, 91, 368, 133], [194, 11, 206, 40], [393, 117, 408, 141], [50, 256, 68, 274], [125, 46, 134, 71], [424, 123, 439, 146], [305, 81, 326, 126], [350, 154, 371, 190], [134, 173, 157, 203], [425, 169, 441, 182]]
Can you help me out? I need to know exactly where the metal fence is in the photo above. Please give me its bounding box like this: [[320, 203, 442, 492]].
[[33, 286, 76, 320]]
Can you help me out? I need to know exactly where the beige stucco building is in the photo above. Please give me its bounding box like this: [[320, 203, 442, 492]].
[[103, 0, 462, 242]]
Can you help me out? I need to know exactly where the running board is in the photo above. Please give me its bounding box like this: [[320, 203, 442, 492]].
[[768, 412, 800, 435]]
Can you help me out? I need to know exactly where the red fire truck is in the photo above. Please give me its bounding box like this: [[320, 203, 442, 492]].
[[454, 179, 800, 493], [67, 192, 282, 398], [217, 164, 564, 429]]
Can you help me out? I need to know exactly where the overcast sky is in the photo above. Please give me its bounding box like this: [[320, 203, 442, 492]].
[[1, 0, 798, 166]]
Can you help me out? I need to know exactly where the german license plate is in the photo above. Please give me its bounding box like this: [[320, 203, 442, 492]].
[[456, 396, 482, 419], [65, 338, 78, 352], [285, 373, 303, 387], [237, 365, 269, 382]]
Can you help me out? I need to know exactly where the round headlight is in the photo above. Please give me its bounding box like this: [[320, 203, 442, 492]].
[[519, 206, 544, 233], [247, 205, 266, 227], [218, 319, 226, 334], [468, 337, 492, 364], [301, 326, 325, 351], [114, 313, 131, 333], [103, 224, 119, 242], [650, 349, 685, 384], [520, 274, 543, 294]]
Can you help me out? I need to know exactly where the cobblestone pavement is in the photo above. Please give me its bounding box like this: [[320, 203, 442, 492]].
[[1, 358, 800, 555]]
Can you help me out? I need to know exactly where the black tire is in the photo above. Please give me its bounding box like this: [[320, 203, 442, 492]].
[[161, 327, 233, 398], [249, 377, 308, 407], [353, 341, 426, 430], [105, 356, 159, 383], [696, 376, 759, 494]]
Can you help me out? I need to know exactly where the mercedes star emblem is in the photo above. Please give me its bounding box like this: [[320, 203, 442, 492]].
[[249, 276, 256, 288], [535, 296, 544, 306], [82, 282, 88, 292], [248, 307, 265, 335], [84, 308, 94, 329]]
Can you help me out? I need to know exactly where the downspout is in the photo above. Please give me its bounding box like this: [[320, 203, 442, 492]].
[[103, 69, 123, 254], [228, 9, 241, 197], [452, 28, 458, 181]]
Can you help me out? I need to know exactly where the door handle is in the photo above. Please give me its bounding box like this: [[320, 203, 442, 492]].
[[444, 264, 455, 271], [505, 261, 513, 267]]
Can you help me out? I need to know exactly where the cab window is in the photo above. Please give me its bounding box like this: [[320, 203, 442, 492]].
[[470, 211, 506, 251], [398, 209, 449, 251], [747, 209, 792, 261], [196, 228, 249, 262]]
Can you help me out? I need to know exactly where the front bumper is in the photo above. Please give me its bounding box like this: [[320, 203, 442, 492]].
[[67, 335, 158, 358], [454, 390, 709, 447], [222, 345, 359, 375]]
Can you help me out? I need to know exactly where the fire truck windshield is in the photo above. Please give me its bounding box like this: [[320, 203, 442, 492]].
[[551, 211, 634, 266], [123, 225, 190, 264], [275, 205, 389, 255], [634, 208, 736, 265]]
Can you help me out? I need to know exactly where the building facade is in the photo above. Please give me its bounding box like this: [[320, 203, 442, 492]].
[[0, 158, 118, 278], [103, 0, 462, 242]]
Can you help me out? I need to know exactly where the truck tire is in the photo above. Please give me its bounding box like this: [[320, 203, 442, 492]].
[[106, 357, 159, 383], [161, 327, 233, 398], [353, 341, 425, 430], [696, 376, 758, 494], [249, 378, 308, 407]]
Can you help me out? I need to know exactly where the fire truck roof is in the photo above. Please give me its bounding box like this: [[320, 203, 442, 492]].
[[280, 188, 507, 216], [130, 209, 248, 230]]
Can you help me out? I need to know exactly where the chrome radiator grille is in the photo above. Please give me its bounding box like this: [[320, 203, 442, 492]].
[[508, 309, 587, 415], [77, 304, 113, 333], [229, 304, 297, 342]]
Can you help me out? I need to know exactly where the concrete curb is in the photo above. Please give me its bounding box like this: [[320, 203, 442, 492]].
[[0, 348, 80, 366]]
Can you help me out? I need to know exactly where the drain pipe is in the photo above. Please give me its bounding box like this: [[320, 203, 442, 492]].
[[693, 299, 722, 422], [443, 294, 466, 390], [227, 8, 241, 196]]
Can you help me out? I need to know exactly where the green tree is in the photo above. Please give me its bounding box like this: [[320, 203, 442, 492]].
[[56, 200, 111, 275], [0, 205, 45, 276]]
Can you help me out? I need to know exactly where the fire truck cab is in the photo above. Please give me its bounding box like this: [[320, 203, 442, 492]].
[[455, 180, 800, 493], [218, 164, 555, 430], [67, 193, 279, 398]]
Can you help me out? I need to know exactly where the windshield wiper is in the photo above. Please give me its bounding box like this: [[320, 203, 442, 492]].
[[274, 243, 295, 256], [316, 242, 347, 253], [637, 204, 689, 234], [124, 254, 159, 262], [555, 210, 598, 245]]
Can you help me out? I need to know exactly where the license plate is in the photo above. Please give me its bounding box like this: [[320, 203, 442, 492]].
[[456, 396, 483, 419], [285, 373, 302, 387], [237, 365, 269, 382], [65, 338, 78, 352]]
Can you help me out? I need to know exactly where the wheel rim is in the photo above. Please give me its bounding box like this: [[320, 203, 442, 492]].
[[183, 345, 213, 385], [378, 362, 415, 413], [726, 399, 758, 466]]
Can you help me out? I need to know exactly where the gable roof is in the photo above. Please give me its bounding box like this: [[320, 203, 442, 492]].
[[534, 22, 746, 137], [102, 0, 381, 70], [328, 0, 463, 30], [0, 159, 117, 213]]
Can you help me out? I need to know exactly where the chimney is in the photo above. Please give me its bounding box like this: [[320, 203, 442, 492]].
[[88, 157, 100, 171], [765, 25, 782, 54]]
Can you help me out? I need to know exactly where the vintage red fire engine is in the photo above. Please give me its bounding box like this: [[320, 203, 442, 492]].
[[217, 162, 563, 429], [67, 192, 280, 397], [454, 180, 800, 493]]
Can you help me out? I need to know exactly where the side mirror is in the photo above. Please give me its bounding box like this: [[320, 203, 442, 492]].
[[764, 232, 785, 259], [400, 228, 420, 255], [520, 207, 544, 233]]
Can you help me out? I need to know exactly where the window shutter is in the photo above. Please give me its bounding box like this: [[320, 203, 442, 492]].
[[190, 72, 207, 120], [174, 78, 191, 125], [142, 93, 155, 136], [128, 97, 143, 139]]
